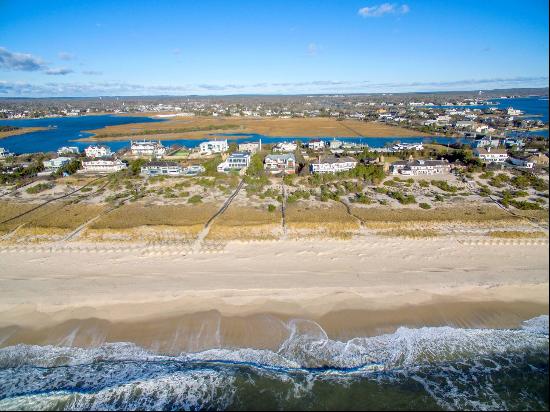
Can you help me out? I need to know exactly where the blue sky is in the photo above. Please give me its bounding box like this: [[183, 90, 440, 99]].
[[0, 0, 548, 96]]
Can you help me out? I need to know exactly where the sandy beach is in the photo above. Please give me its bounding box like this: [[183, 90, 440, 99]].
[[1, 237, 547, 351]]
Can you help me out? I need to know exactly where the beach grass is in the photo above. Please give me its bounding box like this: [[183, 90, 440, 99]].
[[488, 230, 548, 239], [207, 205, 281, 240]]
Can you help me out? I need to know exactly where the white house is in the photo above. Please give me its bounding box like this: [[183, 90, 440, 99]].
[[509, 156, 535, 169], [183, 165, 206, 176], [474, 147, 509, 163], [82, 158, 127, 173], [308, 139, 325, 151], [310, 155, 357, 174], [84, 145, 113, 158], [43, 156, 71, 170], [199, 139, 228, 155], [141, 161, 183, 176], [390, 159, 451, 176], [238, 140, 262, 154], [264, 153, 296, 175], [130, 140, 166, 157], [273, 142, 297, 152], [217, 152, 251, 173], [57, 146, 80, 155], [392, 142, 424, 151], [0, 147, 13, 158]]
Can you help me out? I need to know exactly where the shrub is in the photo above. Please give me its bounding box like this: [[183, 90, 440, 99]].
[[267, 204, 276, 212], [431, 180, 458, 193], [26, 182, 54, 194], [388, 191, 416, 205], [187, 195, 203, 204], [419, 202, 431, 209]]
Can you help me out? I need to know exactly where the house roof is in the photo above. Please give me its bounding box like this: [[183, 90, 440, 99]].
[[265, 153, 295, 161], [318, 155, 357, 164], [144, 161, 180, 168]]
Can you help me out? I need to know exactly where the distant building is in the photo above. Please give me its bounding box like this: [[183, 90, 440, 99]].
[[140, 161, 182, 176], [507, 107, 523, 116], [130, 140, 166, 157], [390, 159, 451, 176], [199, 139, 228, 155], [308, 139, 325, 151], [264, 153, 296, 175], [84, 145, 113, 158], [392, 142, 424, 151], [310, 155, 357, 174], [329, 139, 343, 150], [238, 140, 262, 154], [82, 158, 127, 173], [273, 142, 297, 153], [217, 152, 251, 173], [57, 146, 80, 155], [474, 147, 509, 163]]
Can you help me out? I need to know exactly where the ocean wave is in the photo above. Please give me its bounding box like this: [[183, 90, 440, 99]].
[[0, 316, 547, 411]]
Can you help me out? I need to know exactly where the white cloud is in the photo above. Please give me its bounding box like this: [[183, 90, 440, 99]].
[[358, 3, 410, 17], [58, 52, 75, 61], [0, 76, 547, 97], [0, 46, 46, 71], [45, 67, 74, 75], [82, 70, 103, 76]]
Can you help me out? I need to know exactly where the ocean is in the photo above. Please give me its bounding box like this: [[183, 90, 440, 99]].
[[0, 97, 547, 154], [0, 316, 547, 411]]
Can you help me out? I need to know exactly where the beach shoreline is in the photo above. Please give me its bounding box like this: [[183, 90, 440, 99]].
[[1, 237, 547, 352]]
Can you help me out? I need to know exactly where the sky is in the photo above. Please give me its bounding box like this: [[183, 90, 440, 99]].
[[0, 0, 548, 97]]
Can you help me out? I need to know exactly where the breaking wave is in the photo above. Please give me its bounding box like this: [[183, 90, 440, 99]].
[[0, 316, 547, 411]]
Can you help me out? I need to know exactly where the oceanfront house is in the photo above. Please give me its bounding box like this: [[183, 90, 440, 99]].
[[509, 156, 535, 169], [392, 142, 424, 151], [474, 147, 509, 163], [390, 159, 451, 176], [471, 136, 500, 149], [57, 146, 80, 155], [273, 142, 297, 153], [130, 140, 167, 158], [507, 107, 523, 116], [307, 139, 325, 151], [140, 161, 183, 176], [310, 155, 358, 174], [504, 137, 525, 148], [81, 158, 127, 173], [84, 145, 113, 158], [183, 165, 206, 176], [217, 152, 251, 173], [454, 120, 474, 130], [264, 153, 296, 175], [199, 139, 228, 155], [0, 147, 13, 159], [43, 156, 71, 171], [238, 140, 262, 154]]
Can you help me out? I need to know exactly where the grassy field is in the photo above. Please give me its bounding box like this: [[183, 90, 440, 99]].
[[78, 116, 430, 142], [0, 202, 105, 242], [207, 205, 281, 240]]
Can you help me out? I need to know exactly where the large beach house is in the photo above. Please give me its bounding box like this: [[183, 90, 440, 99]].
[[238, 140, 262, 154], [390, 159, 451, 176], [217, 152, 251, 173], [141, 161, 183, 176], [273, 142, 297, 153], [474, 147, 509, 163], [130, 140, 167, 157], [82, 158, 127, 173], [84, 145, 113, 158], [199, 139, 228, 155], [310, 155, 357, 174], [264, 153, 296, 175]]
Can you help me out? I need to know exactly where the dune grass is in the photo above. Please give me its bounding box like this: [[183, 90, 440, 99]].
[[488, 231, 548, 239], [207, 205, 281, 240]]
